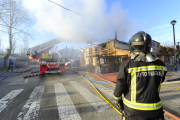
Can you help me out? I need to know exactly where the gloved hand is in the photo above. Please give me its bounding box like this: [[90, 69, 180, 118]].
[[115, 99, 124, 110]]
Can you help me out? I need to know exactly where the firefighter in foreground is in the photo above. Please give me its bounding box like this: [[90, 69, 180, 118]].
[[7, 60, 13, 72], [114, 31, 167, 120]]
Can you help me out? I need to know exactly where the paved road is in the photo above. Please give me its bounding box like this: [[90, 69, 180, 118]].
[[0, 71, 176, 120], [0, 71, 120, 120], [161, 81, 180, 118]]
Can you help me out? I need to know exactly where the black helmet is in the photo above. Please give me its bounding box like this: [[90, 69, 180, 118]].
[[129, 31, 152, 52]]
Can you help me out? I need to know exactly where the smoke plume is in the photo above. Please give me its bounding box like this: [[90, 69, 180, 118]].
[[22, 0, 137, 43]]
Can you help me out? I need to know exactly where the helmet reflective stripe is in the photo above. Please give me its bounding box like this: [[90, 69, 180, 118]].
[[132, 41, 144, 45], [123, 97, 162, 110], [128, 66, 167, 73]]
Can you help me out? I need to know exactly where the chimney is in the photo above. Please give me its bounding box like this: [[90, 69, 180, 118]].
[[115, 31, 117, 40], [66, 46, 67, 49], [71, 46, 73, 51]]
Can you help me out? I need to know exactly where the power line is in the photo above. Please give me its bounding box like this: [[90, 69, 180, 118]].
[[48, 0, 85, 18]]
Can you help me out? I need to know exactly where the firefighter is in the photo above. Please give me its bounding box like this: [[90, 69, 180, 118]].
[[114, 31, 167, 120], [7, 60, 13, 72]]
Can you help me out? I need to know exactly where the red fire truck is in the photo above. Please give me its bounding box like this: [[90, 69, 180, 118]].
[[27, 38, 65, 74]]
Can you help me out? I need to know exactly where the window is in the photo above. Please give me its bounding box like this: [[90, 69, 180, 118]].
[[60, 64, 64, 67]]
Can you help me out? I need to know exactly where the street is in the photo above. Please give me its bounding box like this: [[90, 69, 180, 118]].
[[0, 71, 120, 120], [0, 70, 178, 120]]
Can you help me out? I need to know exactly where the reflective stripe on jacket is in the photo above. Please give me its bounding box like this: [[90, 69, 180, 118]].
[[114, 57, 167, 117]]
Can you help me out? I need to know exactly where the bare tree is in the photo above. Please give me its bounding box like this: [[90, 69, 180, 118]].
[[11, 39, 16, 54], [17, 37, 29, 57], [0, 0, 33, 68]]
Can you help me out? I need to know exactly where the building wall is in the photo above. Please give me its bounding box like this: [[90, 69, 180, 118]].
[[164, 55, 170, 62], [83, 40, 130, 66], [157, 55, 164, 63], [151, 40, 160, 54], [0, 58, 4, 69], [16, 60, 28, 68], [116, 49, 131, 57], [59, 49, 83, 64]]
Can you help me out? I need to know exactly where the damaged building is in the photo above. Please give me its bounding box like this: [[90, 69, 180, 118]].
[[81, 35, 167, 74], [81, 32, 131, 73]]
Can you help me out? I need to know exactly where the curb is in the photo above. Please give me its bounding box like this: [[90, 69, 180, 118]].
[[23, 74, 40, 78], [165, 77, 180, 82]]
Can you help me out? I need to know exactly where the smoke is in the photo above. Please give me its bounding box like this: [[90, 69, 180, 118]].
[[22, 0, 137, 43]]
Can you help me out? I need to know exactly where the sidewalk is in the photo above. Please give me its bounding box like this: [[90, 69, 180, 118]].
[[0, 65, 38, 78]]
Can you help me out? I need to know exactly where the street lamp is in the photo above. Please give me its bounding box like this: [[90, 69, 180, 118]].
[[170, 20, 177, 71], [177, 42, 180, 64]]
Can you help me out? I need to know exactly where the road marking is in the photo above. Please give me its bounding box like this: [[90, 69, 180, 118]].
[[0, 89, 23, 113], [17, 86, 44, 120], [70, 81, 110, 112], [84, 80, 123, 99], [25, 78, 28, 83], [93, 83, 114, 97], [6, 78, 28, 86], [54, 83, 82, 120]]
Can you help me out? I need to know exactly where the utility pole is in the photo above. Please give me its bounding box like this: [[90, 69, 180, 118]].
[[178, 42, 180, 64], [171, 20, 177, 71]]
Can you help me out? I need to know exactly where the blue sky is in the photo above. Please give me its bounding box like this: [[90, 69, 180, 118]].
[[105, 0, 180, 44], [25, 0, 180, 49]]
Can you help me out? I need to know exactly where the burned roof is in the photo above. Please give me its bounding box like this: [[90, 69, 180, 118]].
[[97, 39, 129, 46], [114, 39, 129, 45]]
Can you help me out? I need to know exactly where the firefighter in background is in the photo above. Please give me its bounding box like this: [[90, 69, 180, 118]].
[[114, 31, 167, 120], [7, 60, 13, 72]]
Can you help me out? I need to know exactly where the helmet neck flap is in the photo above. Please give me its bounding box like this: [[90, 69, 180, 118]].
[[131, 52, 159, 62]]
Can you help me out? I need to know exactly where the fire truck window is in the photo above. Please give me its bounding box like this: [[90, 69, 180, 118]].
[[60, 64, 64, 67], [41, 65, 46, 68]]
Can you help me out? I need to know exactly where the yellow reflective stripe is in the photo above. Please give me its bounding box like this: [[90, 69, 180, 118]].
[[128, 65, 167, 71], [123, 116, 125, 120], [128, 66, 167, 73], [123, 98, 162, 111], [158, 70, 164, 92], [114, 95, 122, 100], [131, 72, 136, 102]]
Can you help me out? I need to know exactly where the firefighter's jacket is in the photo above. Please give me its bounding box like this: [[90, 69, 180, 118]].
[[114, 57, 167, 118], [9, 61, 13, 66]]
